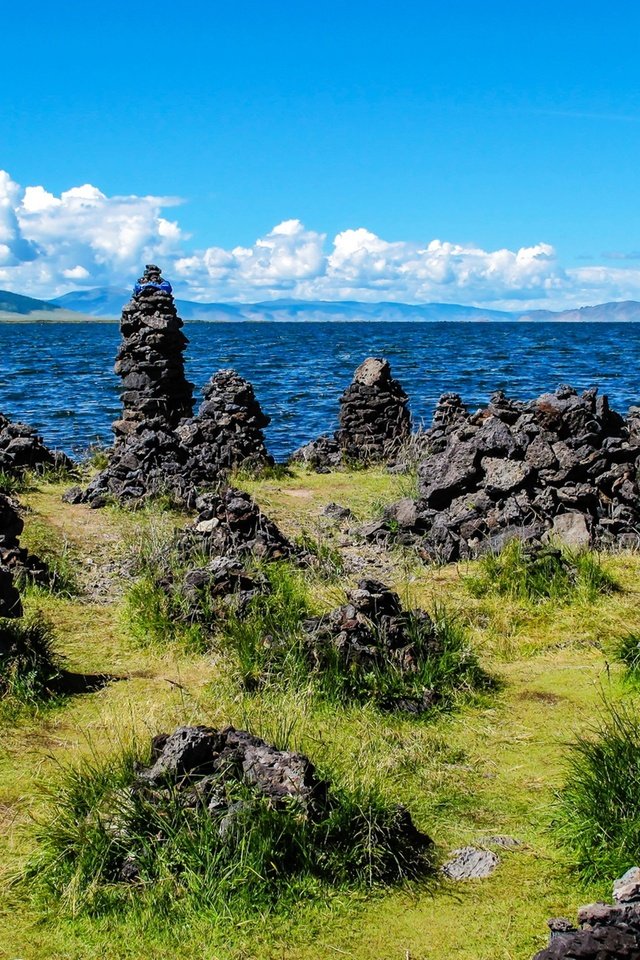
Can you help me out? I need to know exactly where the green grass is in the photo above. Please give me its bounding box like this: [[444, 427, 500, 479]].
[[0, 612, 61, 706], [220, 566, 492, 712], [555, 701, 640, 881], [23, 732, 435, 920], [465, 540, 618, 605], [4, 470, 640, 960], [19, 512, 82, 597], [612, 632, 640, 680]]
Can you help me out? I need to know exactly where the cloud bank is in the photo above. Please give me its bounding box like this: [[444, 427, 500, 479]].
[[1, 169, 640, 310]]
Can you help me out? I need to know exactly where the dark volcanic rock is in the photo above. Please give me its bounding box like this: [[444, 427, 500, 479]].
[[185, 487, 297, 562], [176, 368, 273, 477], [363, 385, 640, 560], [0, 412, 72, 476], [301, 578, 445, 711], [290, 357, 410, 469], [0, 493, 48, 611], [81, 268, 274, 507], [533, 869, 640, 959]]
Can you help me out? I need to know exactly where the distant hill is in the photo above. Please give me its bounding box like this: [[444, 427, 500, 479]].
[[0, 289, 92, 323], [2, 285, 640, 323], [51, 290, 516, 322], [519, 300, 640, 322]]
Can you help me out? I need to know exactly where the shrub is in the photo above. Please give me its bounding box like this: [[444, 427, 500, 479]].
[[0, 613, 61, 703], [465, 540, 617, 604], [555, 702, 640, 880], [24, 738, 435, 918]]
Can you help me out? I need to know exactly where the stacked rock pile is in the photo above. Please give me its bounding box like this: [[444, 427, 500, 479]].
[[0, 412, 72, 476], [533, 867, 640, 959], [302, 578, 445, 712], [79, 268, 274, 507], [291, 357, 411, 469], [183, 488, 297, 562], [103, 724, 431, 884], [176, 369, 273, 478], [112, 264, 193, 444], [362, 384, 640, 561], [0, 496, 24, 617], [427, 393, 469, 452]]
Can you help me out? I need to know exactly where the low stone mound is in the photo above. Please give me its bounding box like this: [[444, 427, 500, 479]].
[[157, 555, 266, 624], [290, 357, 411, 469], [0, 412, 72, 476], [176, 369, 273, 476], [138, 725, 325, 810], [364, 385, 640, 561], [302, 578, 450, 711], [184, 487, 297, 562], [533, 867, 640, 959]]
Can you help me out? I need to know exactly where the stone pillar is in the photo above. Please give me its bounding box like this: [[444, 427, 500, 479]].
[[336, 357, 411, 463], [112, 264, 193, 444]]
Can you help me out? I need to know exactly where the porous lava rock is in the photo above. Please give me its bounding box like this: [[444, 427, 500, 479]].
[[290, 357, 410, 468], [363, 385, 640, 561], [105, 724, 432, 885], [301, 578, 445, 711], [176, 368, 273, 478], [533, 868, 640, 959], [0, 412, 72, 476], [80, 268, 274, 507], [184, 487, 297, 562], [0, 494, 48, 613]]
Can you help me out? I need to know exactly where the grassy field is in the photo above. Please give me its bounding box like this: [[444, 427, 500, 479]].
[[1, 466, 638, 960]]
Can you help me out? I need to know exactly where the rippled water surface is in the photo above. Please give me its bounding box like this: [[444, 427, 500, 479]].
[[2, 321, 638, 459]]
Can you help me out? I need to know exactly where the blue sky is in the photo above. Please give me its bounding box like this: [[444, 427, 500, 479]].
[[1, 1, 640, 307]]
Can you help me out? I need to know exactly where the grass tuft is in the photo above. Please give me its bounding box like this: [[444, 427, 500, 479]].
[[465, 539, 618, 604], [0, 612, 61, 705], [555, 700, 640, 880], [23, 736, 435, 919]]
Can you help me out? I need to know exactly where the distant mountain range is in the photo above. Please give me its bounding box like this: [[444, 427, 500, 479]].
[[2, 285, 640, 323]]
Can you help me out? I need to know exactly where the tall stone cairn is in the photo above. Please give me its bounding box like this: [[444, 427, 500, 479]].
[[112, 264, 194, 444], [336, 357, 411, 463]]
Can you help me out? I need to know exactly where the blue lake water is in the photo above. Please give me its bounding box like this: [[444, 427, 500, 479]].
[[2, 321, 638, 460]]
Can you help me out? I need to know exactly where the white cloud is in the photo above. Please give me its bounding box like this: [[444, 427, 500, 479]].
[[1, 168, 640, 310]]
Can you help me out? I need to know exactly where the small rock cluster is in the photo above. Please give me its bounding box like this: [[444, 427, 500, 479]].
[[79, 267, 273, 507], [364, 385, 640, 561], [0, 412, 72, 476], [184, 488, 297, 562], [107, 724, 431, 884], [152, 488, 301, 627], [176, 369, 273, 476], [302, 578, 446, 711], [533, 867, 640, 959], [291, 357, 411, 469]]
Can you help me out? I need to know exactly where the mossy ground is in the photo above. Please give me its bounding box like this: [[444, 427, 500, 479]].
[[1, 468, 638, 959]]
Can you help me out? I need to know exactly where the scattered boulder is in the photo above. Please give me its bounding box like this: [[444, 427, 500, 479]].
[[290, 357, 411, 468], [442, 846, 500, 880], [533, 869, 640, 958], [321, 502, 353, 522]]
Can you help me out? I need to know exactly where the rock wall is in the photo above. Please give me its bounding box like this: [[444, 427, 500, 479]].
[[362, 385, 640, 560]]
